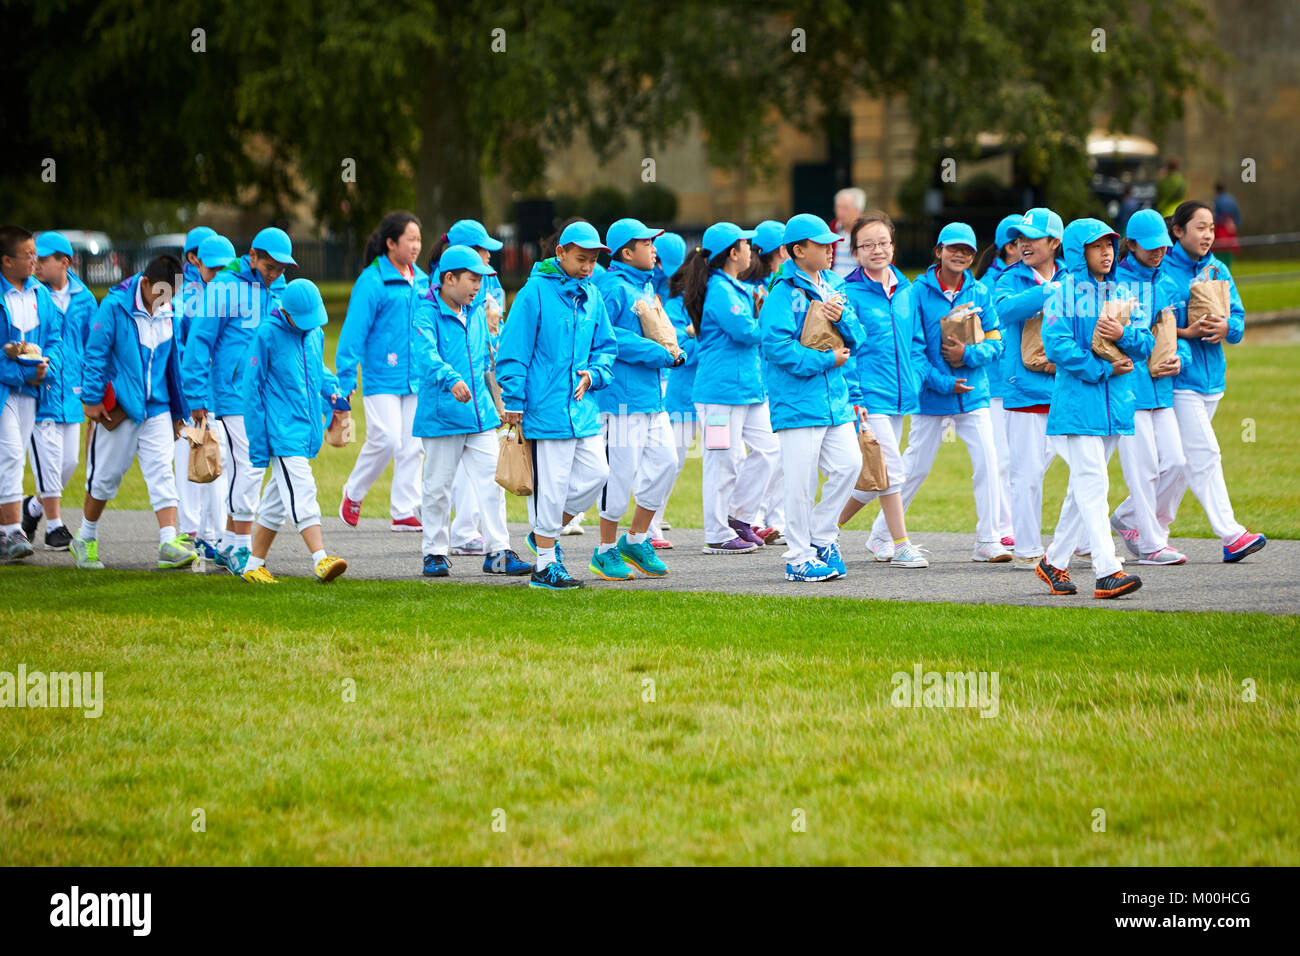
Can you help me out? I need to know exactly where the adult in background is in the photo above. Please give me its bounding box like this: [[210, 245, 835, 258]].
[[830, 187, 867, 278]]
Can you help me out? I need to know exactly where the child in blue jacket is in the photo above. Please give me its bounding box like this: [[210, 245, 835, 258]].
[[239, 279, 347, 584], [75, 257, 195, 571], [684, 221, 779, 554], [336, 211, 430, 534], [0, 225, 60, 562], [647, 231, 690, 547], [993, 208, 1066, 566], [182, 226, 293, 574], [412, 245, 530, 580], [1037, 218, 1151, 599], [22, 232, 96, 551], [1158, 200, 1265, 563], [835, 212, 928, 569], [589, 217, 682, 581], [977, 213, 1023, 547], [866, 222, 1008, 563], [761, 214, 865, 583], [1110, 209, 1190, 566], [496, 220, 618, 590]]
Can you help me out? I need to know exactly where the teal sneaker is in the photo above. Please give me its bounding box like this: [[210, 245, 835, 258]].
[[589, 546, 634, 581], [617, 534, 667, 577], [225, 545, 251, 576], [70, 536, 105, 570], [158, 535, 198, 569]]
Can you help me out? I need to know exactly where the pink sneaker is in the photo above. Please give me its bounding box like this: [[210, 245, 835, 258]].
[[1223, 531, 1266, 563], [650, 537, 673, 550], [391, 516, 422, 533], [1140, 546, 1187, 565], [339, 491, 362, 527], [1000, 535, 1015, 548]]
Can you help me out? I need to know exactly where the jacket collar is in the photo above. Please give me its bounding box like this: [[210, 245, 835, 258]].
[[373, 254, 427, 285]]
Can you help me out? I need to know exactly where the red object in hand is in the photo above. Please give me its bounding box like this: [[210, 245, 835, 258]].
[[103, 382, 117, 412]]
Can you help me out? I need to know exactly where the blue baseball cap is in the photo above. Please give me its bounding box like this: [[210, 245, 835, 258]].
[[196, 235, 236, 269], [1008, 208, 1064, 241], [606, 218, 664, 258], [936, 222, 978, 250], [702, 222, 757, 258], [994, 215, 1022, 250], [753, 220, 786, 256], [439, 244, 497, 277], [279, 278, 328, 330], [34, 232, 73, 258], [251, 227, 296, 266], [1125, 208, 1173, 251], [655, 232, 687, 277], [782, 213, 839, 247], [184, 226, 217, 253], [556, 221, 610, 253], [446, 219, 503, 252]]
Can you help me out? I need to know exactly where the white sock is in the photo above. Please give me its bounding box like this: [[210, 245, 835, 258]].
[[26, 497, 43, 518], [245, 555, 264, 572], [46, 517, 63, 531], [160, 525, 176, 545], [626, 531, 648, 545], [2, 523, 19, 535], [597, 542, 616, 554], [536, 546, 556, 571], [216, 531, 230, 552], [78, 518, 98, 541], [234, 533, 251, 551], [311, 549, 327, 565]]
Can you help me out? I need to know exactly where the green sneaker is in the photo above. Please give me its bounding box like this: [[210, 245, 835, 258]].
[[158, 535, 198, 569], [589, 546, 634, 581], [71, 536, 105, 570], [617, 533, 668, 577]]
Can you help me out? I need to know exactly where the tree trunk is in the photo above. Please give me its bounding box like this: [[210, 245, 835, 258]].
[[415, 71, 485, 238]]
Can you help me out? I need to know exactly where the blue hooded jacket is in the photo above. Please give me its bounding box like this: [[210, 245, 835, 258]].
[[993, 258, 1064, 409], [662, 295, 698, 418], [412, 286, 502, 438], [841, 264, 919, 416], [1113, 254, 1188, 410], [240, 306, 340, 467], [911, 265, 1003, 416], [335, 255, 431, 398], [691, 270, 766, 407], [1161, 241, 1245, 395], [495, 258, 618, 440], [35, 271, 95, 423], [760, 260, 864, 431], [0, 275, 62, 411], [595, 260, 677, 414], [82, 275, 188, 425], [181, 255, 286, 417], [1042, 219, 1154, 437]]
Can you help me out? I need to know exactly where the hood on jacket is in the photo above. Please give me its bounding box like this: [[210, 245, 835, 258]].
[[1063, 219, 1119, 280]]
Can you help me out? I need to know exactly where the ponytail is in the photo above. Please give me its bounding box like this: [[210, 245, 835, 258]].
[[973, 242, 999, 280], [425, 233, 451, 273], [681, 246, 732, 333], [363, 210, 420, 268], [739, 249, 778, 284]]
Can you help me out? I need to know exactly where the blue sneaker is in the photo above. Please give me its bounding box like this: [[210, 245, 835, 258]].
[[214, 545, 232, 570], [814, 541, 847, 578], [196, 538, 219, 561], [526, 532, 566, 570], [617, 534, 667, 576], [530, 561, 582, 590], [423, 554, 452, 577], [225, 545, 251, 576], [483, 549, 532, 576], [785, 558, 839, 582], [1223, 531, 1266, 563]]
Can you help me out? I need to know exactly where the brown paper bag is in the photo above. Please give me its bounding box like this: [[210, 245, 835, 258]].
[[1187, 266, 1231, 329], [634, 296, 683, 360], [799, 299, 845, 352], [940, 304, 985, 345], [182, 422, 222, 483], [484, 368, 506, 420], [855, 428, 889, 493], [1147, 307, 1177, 374], [1091, 298, 1135, 364], [495, 425, 533, 496], [325, 411, 355, 448], [1020, 315, 1052, 373]]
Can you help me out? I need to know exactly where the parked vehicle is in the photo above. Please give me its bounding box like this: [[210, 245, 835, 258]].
[[36, 230, 123, 286]]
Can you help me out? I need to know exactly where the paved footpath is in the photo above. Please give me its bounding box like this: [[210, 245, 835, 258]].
[[24, 509, 1300, 617]]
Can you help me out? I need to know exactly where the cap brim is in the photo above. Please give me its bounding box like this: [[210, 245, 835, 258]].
[[564, 240, 612, 253], [479, 237, 504, 251], [468, 264, 497, 276], [1132, 234, 1173, 250], [199, 256, 233, 268], [789, 230, 838, 245], [271, 254, 298, 266]]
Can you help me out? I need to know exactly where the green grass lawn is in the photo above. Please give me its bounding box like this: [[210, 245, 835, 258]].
[[1, 571, 1295, 865], [47, 339, 1300, 540]]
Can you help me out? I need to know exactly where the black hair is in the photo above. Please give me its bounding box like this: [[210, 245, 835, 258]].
[[363, 210, 421, 267], [973, 243, 999, 279], [681, 246, 733, 332], [0, 225, 33, 260], [1168, 201, 1213, 243], [739, 249, 777, 284], [439, 267, 472, 285], [614, 241, 638, 263], [143, 254, 183, 288]]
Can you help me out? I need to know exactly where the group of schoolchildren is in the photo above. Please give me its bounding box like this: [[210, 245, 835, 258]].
[[0, 196, 1265, 598]]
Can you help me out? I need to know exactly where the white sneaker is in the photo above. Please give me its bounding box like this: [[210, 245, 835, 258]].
[[868, 538, 894, 562], [561, 512, 586, 536], [1013, 554, 1041, 570], [1139, 546, 1187, 565], [972, 542, 1013, 563], [890, 541, 929, 568], [1074, 548, 1125, 567]]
